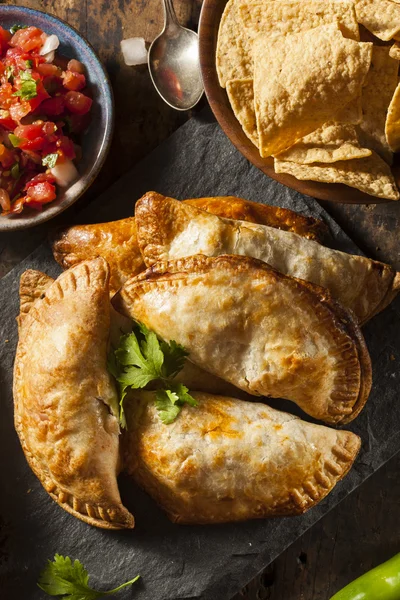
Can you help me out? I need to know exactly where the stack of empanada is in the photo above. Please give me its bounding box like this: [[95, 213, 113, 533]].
[[13, 192, 398, 529]]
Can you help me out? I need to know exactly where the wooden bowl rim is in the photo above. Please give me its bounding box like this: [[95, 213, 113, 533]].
[[198, 0, 396, 205]]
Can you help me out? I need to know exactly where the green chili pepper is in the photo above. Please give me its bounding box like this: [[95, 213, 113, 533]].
[[330, 553, 400, 600]]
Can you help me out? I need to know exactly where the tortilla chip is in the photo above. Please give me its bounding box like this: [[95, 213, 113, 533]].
[[253, 24, 372, 157], [217, 0, 360, 87], [226, 79, 259, 147], [274, 152, 400, 200], [352, 0, 400, 41], [385, 82, 400, 152], [389, 42, 400, 60], [239, 1, 360, 42], [336, 96, 363, 125], [276, 123, 372, 164], [216, 0, 261, 87], [356, 46, 398, 165]]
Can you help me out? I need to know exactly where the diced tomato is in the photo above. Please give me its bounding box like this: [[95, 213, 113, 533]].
[[25, 172, 56, 187], [39, 95, 65, 116], [28, 80, 51, 111], [9, 100, 31, 122], [63, 70, 86, 91], [0, 114, 16, 130], [25, 180, 56, 203], [10, 27, 45, 53], [0, 27, 11, 56], [67, 59, 85, 74], [64, 91, 92, 115], [56, 135, 75, 160], [0, 144, 16, 168], [36, 63, 62, 77], [15, 123, 44, 141], [0, 82, 13, 108]]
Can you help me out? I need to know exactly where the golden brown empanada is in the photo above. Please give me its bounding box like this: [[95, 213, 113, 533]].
[[113, 255, 372, 425], [135, 193, 399, 324], [14, 259, 135, 530], [123, 391, 361, 524], [51, 195, 328, 294], [51, 217, 142, 295]]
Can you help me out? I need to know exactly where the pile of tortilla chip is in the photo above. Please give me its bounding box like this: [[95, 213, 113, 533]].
[[217, 0, 400, 200]]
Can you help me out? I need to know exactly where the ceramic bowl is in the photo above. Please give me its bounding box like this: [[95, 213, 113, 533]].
[[0, 5, 114, 231]]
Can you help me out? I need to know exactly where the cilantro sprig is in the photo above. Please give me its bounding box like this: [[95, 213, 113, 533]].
[[108, 322, 197, 427], [13, 70, 37, 100], [38, 555, 140, 599]]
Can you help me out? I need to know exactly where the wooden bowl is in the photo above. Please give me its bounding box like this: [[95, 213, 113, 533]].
[[198, 0, 398, 204]]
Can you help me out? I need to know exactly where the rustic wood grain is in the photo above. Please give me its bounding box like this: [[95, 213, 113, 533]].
[[1, 1, 400, 599]]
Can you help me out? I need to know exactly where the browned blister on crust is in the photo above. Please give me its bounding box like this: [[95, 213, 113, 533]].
[[50, 192, 328, 291], [123, 391, 361, 524], [135, 193, 398, 325], [18, 270, 54, 326], [51, 217, 143, 295], [113, 255, 372, 425], [14, 258, 134, 530], [184, 195, 328, 242]]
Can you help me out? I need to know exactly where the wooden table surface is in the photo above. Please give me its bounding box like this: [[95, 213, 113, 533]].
[[1, 1, 400, 598]]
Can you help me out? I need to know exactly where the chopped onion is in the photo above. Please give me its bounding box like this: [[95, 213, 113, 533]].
[[40, 34, 60, 56], [43, 50, 55, 64], [121, 37, 147, 66], [50, 160, 79, 187]]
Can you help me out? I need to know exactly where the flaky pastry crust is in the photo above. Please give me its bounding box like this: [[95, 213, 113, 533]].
[[123, 391, 361, 523], [13, 259, 134, 529], [113, 254, 372, 424], [135, 193, 398, 324], [51, 193, 328, 294]]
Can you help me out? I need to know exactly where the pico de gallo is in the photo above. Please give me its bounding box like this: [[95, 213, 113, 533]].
[[0, 24, 92, 216]]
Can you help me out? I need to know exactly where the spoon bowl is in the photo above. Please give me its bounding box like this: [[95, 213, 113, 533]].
[[148, 0, 204, 111]]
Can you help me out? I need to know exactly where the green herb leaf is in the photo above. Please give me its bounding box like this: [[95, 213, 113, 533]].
[[160, 339, 189, 379], [155, 389, 181, 424], [10, 24, 28, 34], [42, 153, 59, 169], [13, 70, 37, 100], [10, 163, 20, 179], [8, 133, 22, 147], [38, 554, 140, 599], [25, 59, 33, 68], [108, 322, 197, 426], [155, 385, 198, 424]]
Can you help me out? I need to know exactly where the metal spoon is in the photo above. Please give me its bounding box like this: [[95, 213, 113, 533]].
[[148, 0, 204, 111]]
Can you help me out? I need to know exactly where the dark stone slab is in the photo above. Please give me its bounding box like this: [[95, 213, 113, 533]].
[[1, 108, 399, 600]]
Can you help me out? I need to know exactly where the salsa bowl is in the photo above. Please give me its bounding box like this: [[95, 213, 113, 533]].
[[0, 5, 114, 231]]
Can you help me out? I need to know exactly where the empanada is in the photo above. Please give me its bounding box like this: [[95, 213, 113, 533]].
[[14, 259, 135, 530], [51, 195, 327, 294], [135, 193, 399, 324], [123, 391, 361, 524], [113, 255, 372, 425]]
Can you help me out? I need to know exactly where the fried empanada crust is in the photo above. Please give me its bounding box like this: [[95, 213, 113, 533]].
[[123, 391, 361, 524], [184, 196, 328, 241], [135, 193, 399, 324], [51, 194, 328, 294], [113, 254, 372, 425], [14, 259, 134, 530], [51, 217, 142, 295], [18, 269, 54, 326]]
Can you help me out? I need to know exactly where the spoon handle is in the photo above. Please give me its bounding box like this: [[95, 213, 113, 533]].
[[163, 0, 179, 27]]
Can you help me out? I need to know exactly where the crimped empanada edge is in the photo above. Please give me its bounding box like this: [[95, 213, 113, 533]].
[[127, 421, 361, 525], [13, 259, 135, 530], [113, 254, 372, 424]]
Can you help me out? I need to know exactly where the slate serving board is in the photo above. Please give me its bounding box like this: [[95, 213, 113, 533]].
[[1, 108, 400, 600]]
